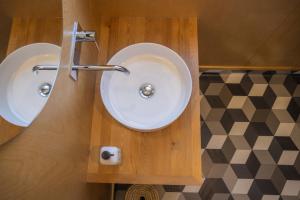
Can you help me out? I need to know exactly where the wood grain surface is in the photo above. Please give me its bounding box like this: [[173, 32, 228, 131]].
[[0, 0, 62, 18], [0, 0, 111, 199], [81, 0, 300, 67], [197, 0, 300, 66], [0, 14, 11, 62], [88, 0, 200, 18], [87, 17, 202, 185]]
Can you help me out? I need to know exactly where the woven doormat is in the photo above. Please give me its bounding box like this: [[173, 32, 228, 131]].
[[125, 185, 160, 200]]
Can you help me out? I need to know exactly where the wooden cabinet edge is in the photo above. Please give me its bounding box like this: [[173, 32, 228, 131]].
[[199, 65, 300, 71], [86, 174, 203, 185]]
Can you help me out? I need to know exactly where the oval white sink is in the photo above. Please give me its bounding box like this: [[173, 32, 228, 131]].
[[0, 43, 61, 127], [100, 43, 192, 131]]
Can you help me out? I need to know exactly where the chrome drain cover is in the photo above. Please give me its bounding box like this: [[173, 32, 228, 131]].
[[139, 83, 155, 99], [38, 83, 52, 97]]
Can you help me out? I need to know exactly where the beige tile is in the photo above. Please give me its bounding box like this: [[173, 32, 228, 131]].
[[200, 96, 212, 120], [272, 110, 295, 123], [205, 83, 224, 95], [155, 186, 166, 198], [230, 150, 251, 164], [253, 136, 273, 150], [255, 165, 276, 179], [232, 179, 254, 194], [261, 195, 280, 200], [229, 136, 251, 149], [225, 73, 244, 83], [242, 98, 256, 120], [183, 185, 201, 193], [249, 74, 267, 84], [206, 135, 227, 149], [249, 84, 268, 96], [254, 150, 276, 165], [275, 123, 295, 136], [207, 164, 228, 178], [206, 121, 227, 135], [269, 75, 286, 84], [220, 73, 230, 83], [229, 122, 249, 135], [278, 151, 299, 165], [206, 108, 225, 121], [266, 111, 280, 134], [220, 85, 233, 106], [223, 165, 238, 191], [202, 150, 214, 177], [162, 192, 182, 200], [270, 85, 291, 97], [272, 97, 291, 109], [281, 180, 300, 196], [227, 96, 247, 108]]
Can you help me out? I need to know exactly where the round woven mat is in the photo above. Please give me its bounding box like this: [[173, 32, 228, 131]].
[[125, 185, 160, 200]]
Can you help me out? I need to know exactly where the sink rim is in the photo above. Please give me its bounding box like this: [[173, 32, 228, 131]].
[[0, 43, 61, 127], [100, 42, 192, 132]]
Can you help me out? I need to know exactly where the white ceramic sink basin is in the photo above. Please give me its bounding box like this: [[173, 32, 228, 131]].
[[0, 43, 61, 127], [100, 43, 192, 131]]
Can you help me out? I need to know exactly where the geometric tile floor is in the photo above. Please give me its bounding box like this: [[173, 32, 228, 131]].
[[115, 72, 300, 200]]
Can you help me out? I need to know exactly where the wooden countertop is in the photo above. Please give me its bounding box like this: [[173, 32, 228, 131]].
[[87, 17, 201, 185]]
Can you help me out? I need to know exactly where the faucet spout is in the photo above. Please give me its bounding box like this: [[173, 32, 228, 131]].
[[32, 65, 58, 73], [32, 64, 130, 74], [73, 65, 130, 74]]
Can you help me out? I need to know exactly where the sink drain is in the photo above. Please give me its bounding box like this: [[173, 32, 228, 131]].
[[139, 83, 155, 99], [38, 83, 52, 97]]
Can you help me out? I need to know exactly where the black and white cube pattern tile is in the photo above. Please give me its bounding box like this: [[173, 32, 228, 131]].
[[115, 72, 300, 200]]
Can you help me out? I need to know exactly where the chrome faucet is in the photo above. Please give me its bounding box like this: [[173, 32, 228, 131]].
[[73, 65, 130, 73], [75, 31, 96, 42], [32, 64, 130, 74], [32, 65, 58, 72], [33, 22, 129, 80]]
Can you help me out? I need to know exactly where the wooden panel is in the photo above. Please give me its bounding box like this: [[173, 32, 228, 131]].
[[0, 0, 111, 199], [87, 17, 202, 185], [0, 0, 62, 18], [0, 14, 11, 62], [0, 15, 16, 144], [197, 0, 300, 66], [0, 118, 23, 146], [89, 0, 200, 18], [6, 17, 62, 54], [247, 5, 300, 66], [81, 0, 300, 67], [62, 0, 300, 68]]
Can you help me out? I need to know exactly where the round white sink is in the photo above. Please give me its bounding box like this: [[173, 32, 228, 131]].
[[0, 43, 61, 127], [100, 43, 192, 131]]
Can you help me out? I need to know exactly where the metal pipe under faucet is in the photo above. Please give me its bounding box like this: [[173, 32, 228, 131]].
[[73, 65, 130, 73], [32, 65, 130, 74]]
